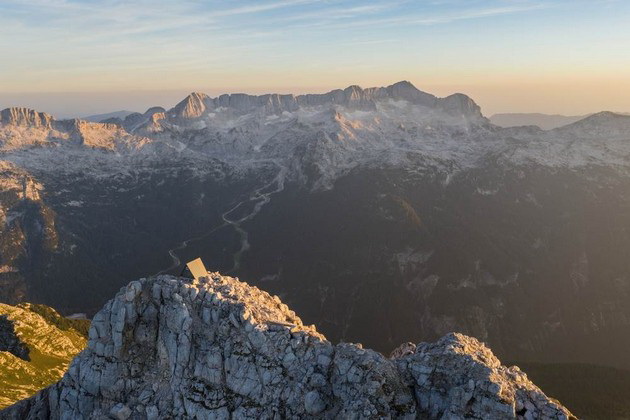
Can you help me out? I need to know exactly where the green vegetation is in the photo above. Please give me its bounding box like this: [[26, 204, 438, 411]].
[[17, 303, 91, 338], [516, 362, 630, 420], [0, 303, 87, 409]]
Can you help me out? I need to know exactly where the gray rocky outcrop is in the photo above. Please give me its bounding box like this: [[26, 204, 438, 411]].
[[0, 108, 54, 129], [170, 92, 211, 121], [1, 273, 574, 419]]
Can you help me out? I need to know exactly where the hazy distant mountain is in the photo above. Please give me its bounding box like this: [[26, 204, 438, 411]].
[[1, 81, 630, 376], [490, 111, 630, 130], [551, 111, 630, 139], [82, 110, 135, 123], [490, 113, 588, 130]]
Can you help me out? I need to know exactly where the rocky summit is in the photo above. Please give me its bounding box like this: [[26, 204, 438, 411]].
[[2, 273, 573, 419]]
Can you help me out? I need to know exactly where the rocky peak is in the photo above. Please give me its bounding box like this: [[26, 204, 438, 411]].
[[114, 107, 167, 133], [170, 92, 210, 120], [2, 273, 573, 419], [439, 93, 484, 120], [143, 106, 166, 117], [389, 80, 416, 90], [553, 111, 630, 139], [386, 80, 437, 107], [121, 112, 146, 128], [570, 111, 629, 126], [0, 108, 54, 129], [343, 84, 367, 101], [341, 85, 377, 110]]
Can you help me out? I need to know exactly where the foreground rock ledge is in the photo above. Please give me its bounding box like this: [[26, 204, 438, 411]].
[[2, 274, 573, 419]]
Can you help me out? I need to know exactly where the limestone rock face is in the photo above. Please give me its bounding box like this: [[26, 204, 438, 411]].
[[2, 274, 573, 419], [0, 161, 58, 305], [438, 93, 484, 120], [0, 108, 54, 129], [0, 109, 151, 152], [170, 92, 211, 120]]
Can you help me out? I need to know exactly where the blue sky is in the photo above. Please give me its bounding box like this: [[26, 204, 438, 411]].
[[1, 0, 629, 117]]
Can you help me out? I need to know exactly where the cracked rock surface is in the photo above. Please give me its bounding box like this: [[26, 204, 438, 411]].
[[1, 274, 574, 419]]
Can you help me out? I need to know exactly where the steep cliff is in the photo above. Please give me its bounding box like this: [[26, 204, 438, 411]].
[[2, 273, 572, 419], [0, 161, 58, 304]]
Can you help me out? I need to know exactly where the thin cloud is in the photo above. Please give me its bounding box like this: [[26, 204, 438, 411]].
[[205, 0, 318, 17], [272, 3, 397, 23], [1, 0, 627, 95], [293, 2, 554, 30]]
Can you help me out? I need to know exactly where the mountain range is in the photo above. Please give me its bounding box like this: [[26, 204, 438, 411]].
[[1, 80, 630, 381]]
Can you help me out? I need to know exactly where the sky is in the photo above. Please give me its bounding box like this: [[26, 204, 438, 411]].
[[1, 0, 629, 118]]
